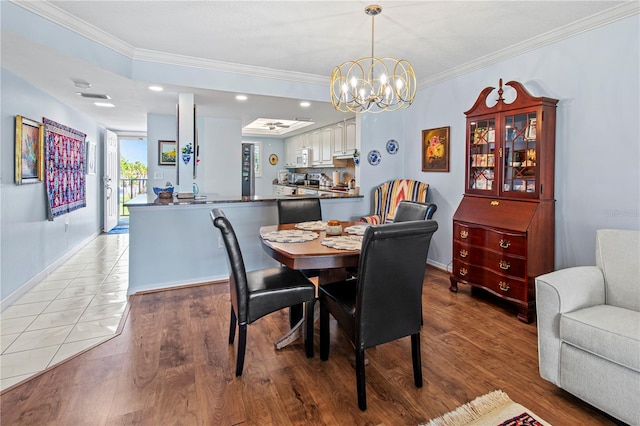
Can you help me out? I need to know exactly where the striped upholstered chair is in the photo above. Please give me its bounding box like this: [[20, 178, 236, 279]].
[[360, 179, 429, 224]]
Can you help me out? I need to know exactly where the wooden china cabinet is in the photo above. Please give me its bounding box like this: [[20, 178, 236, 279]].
[[450, 79, 558, 323]]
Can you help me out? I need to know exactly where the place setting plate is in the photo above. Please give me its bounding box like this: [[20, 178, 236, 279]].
[[262, 229, 319, 243], [321, 235, 363, 250], [295, 221, 327, 231], [344, 224, 370, 236]]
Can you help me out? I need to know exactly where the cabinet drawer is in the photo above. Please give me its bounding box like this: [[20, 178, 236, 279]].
[[454, 222, 526, 256], [453, 242, 525, 278], [452, 260, 527, 301]]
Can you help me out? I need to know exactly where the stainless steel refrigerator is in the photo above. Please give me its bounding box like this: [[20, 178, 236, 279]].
[[241, 143, 255, 196]]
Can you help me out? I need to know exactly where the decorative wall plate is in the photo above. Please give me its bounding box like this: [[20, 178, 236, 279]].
[[386, 139, 399, 154], [368, 150, 381, 166], [269, 154, 278, 165]]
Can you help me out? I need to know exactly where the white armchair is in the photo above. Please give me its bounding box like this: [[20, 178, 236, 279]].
[[535, 229, 640, 425]]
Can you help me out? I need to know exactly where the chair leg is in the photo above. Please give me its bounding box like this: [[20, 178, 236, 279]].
[[411, 332, 423, 388], [290, 303, 303, 329], [235, 323, 247, 377], [356, 348, 367, 411], [304, 299, 315, 358], [229, 307, 237, 344], [320, 301, 330, 361]]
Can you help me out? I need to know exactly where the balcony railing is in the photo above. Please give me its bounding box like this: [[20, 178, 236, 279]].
[[120, 178, 147, 216]]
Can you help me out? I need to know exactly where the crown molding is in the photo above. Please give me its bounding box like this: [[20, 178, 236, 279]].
[[14, 0, 638, 90], [418, 2, 639, 89]]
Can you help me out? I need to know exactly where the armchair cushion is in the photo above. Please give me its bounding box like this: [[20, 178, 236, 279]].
[[360, 179, 429, 224], [561, 305, 640, 372]]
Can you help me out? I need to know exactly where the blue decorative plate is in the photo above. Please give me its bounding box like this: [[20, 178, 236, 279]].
[[368, 150, 381, 166], [386, 139, 399, 154]]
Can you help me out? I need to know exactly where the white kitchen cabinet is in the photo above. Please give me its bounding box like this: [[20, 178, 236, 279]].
[[333, 118, 356, 157], [321, 127, 333, 165], [311, 130, 322, 165], [284, 136, 296, 167]]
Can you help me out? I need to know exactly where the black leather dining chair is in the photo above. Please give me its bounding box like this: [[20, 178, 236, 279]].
[[277, 198, 322, 224], [210, 208, 316, 376], [393, 200, 437, 222], [277, 197, 323, 327], [319, 220, 438, 411]]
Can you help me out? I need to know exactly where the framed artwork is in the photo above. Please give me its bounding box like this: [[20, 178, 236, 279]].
[[86, 141, 97, 175], [158, 140, 177, 165], [422, 126, 450, 172], [15, 115, 44, 184]]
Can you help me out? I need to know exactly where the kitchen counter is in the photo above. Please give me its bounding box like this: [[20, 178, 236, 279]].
[[124, 192, 365, 296], [125, 190, 362, 208]]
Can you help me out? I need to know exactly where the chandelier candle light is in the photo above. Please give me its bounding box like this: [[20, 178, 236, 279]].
[[331, 4, 416, 113]]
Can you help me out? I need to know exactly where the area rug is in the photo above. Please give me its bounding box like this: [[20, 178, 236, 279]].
[[422, 390, 551, 426], [107, 225, 129, 235]]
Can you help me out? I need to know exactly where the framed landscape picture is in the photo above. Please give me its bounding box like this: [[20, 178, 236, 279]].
[[422, 126, 450, 172], [15, 115, 44, 184], [158, 140, 176, 165]]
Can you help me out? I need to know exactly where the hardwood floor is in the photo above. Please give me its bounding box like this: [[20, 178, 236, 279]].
[[1, 267, 620, 425]]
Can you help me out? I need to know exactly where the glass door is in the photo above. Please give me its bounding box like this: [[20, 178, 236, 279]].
[[501, 111, 538, 197], [468, 118, 496, 194]]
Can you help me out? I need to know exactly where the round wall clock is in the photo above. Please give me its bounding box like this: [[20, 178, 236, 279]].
[[269, 154, 278, 165]]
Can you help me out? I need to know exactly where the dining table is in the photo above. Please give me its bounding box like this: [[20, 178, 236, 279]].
[[259, 220, 365, 349]]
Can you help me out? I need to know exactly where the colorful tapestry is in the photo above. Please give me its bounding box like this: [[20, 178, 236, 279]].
[[43, 117, 86, 220]]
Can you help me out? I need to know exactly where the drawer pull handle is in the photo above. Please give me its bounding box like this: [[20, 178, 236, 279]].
[[460, 230, 468, 239], [459, 249, 468, 258], [499, 260, 511, 270], [459, 267, 468, 277], [490, 200, 500, 206], [499, 281, 510, 292], [499, 239, 511, 249]]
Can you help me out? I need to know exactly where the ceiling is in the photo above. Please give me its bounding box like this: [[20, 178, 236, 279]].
[[2, 1, 634, 136]]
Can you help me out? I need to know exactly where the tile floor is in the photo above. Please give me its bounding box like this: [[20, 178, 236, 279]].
[[0, 231, 129, 391]]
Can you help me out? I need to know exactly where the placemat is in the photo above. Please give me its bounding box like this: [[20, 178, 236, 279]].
[[344, 224, 369, 235], [321, 235, 363, 250], [295, 221, 327, 231], [262, 230, 319, 243]]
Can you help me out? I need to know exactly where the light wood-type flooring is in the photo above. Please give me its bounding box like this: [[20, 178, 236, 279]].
[[0, 267, 621, 425]]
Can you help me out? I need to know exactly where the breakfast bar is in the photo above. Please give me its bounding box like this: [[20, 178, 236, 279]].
[[125, 192, 364, 296]]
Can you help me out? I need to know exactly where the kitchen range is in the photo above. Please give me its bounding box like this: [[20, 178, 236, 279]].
[[274, 171, 357, 197]]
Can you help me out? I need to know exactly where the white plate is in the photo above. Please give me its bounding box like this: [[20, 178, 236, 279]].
[[368, 150, 381, 166], [262, 230, 319, 243], [295, 221, 327, 231], [344, 224, 369, 236]]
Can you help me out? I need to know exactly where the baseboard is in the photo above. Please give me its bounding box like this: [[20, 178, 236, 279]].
[[1, 231, 101, 311]]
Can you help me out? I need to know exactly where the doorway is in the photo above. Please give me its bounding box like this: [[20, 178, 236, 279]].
[[118, 136, 148, 228]]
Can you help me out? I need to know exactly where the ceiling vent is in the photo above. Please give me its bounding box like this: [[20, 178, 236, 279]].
[[78, 93, 111, 100]]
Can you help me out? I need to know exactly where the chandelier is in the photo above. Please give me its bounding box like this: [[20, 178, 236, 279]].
[[330, 4, 416, 113]]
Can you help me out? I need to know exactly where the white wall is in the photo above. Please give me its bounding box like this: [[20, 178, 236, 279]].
[[1, 69, 103, 304], [146, 113, 178, 190], [390, 14, 639, 270]]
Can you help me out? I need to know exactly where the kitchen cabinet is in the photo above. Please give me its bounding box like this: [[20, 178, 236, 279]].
[[333, 119, 356, 157], [311, 130, 322, 165], [449, 79, 558, 323]]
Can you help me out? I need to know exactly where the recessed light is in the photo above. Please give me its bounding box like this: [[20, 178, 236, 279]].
[[149, 85, 164, 92], [300, 101, 311, 107], [236, 95, 248, 101], [72, 79, 91, 89], [94, 102, 115, 108]]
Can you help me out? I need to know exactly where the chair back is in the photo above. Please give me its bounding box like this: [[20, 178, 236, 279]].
[[210, 208, 249, 323], [595, 229, 640, 311], [356, 220, 438, 348], [364, 179, 429, 224], [277, 198, 322, 224], [394, 200, 437, 222]]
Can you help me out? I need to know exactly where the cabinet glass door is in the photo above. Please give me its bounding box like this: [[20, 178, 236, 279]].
[[468, 119, 496, 193], [502, 112, 537, 195]]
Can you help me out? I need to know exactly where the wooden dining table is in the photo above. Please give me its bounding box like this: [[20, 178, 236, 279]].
[[259, 221, 363, 349]]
